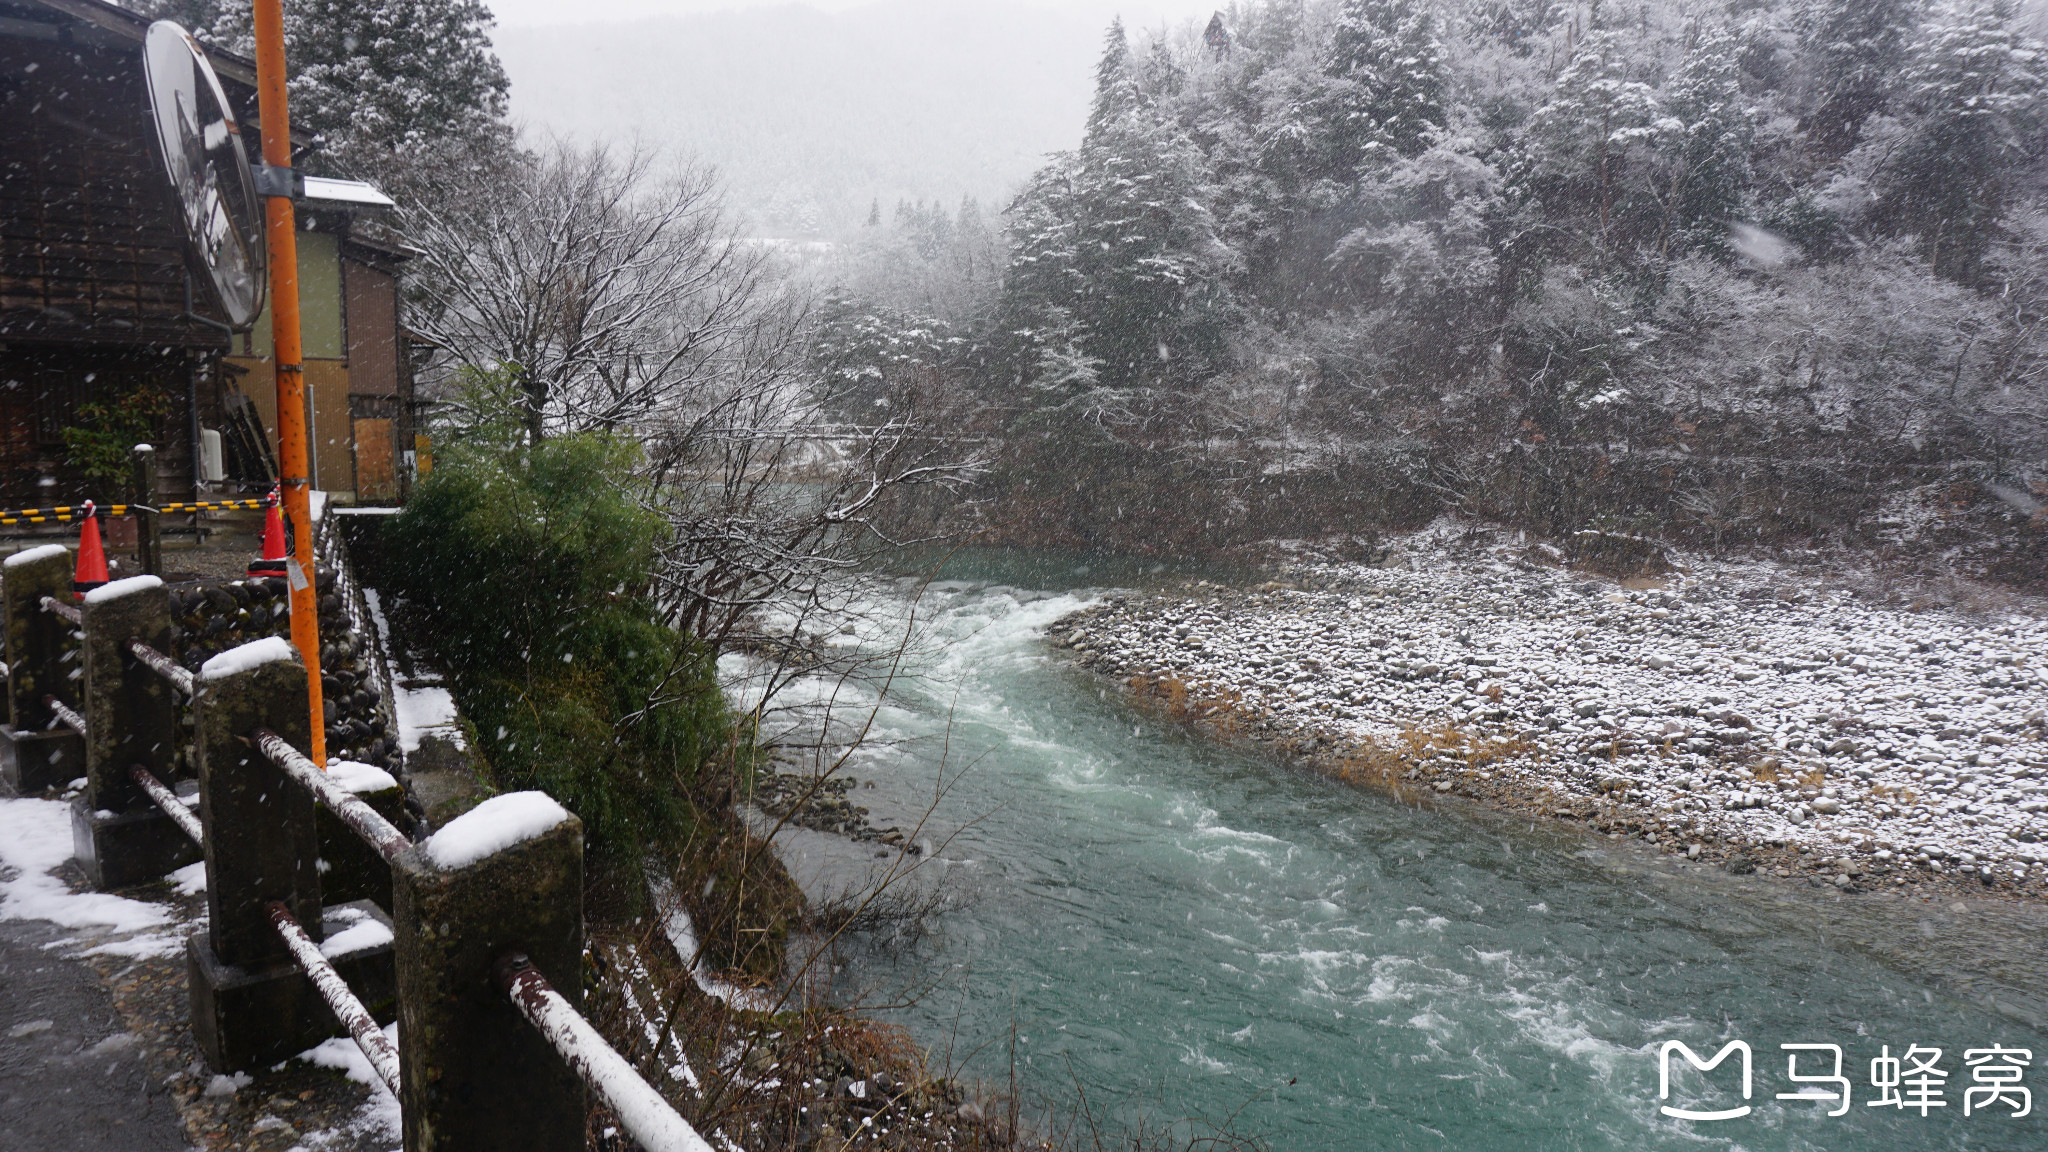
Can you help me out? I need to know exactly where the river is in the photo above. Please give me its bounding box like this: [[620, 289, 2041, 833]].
[[745, 554, 2047, 1152]]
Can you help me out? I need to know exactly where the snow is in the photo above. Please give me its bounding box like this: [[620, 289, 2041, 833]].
[[648, 875, 776, 1012], [328, 760, 399, 795], [302, 177, 396, 208], [393, 684, 462, 752], [81, 574, 162, 604], [298, 1021, 402, 1142], [0, 797, 176, 956], [170, 861, 207, 895], [319, 916, 394, 959], [4, 544, 68, 569], [309, 490, 328, 522], [421, 792, 570, 869], [1061, 526, 2048, 879], [199, 635, 297, 681]]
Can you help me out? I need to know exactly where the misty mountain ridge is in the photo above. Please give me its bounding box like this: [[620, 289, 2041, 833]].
[[496, 0, 1212, 236]]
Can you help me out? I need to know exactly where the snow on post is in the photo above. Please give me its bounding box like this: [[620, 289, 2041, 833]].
[[392, 792, 586, 1148], [200, 636, 298, 682], [422, 792, 572, 870], [73, 564, 189, 890], [3, 543, 69, 570], [81, 574, 162, 604]]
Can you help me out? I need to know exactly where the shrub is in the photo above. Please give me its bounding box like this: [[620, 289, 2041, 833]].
[[384, 430, 733, 866]]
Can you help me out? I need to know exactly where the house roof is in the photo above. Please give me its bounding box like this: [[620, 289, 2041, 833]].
[[13, 0, 261, 88]]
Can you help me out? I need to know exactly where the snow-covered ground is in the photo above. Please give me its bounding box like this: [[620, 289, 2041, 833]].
[[1056, 528, 2048, 887], [0, 794, 400, 1148]]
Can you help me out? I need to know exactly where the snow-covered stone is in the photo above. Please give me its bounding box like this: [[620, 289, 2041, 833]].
[[82, 574, 161, 604], [199, 636, 298, 681], [422, 792, 570, 870], [1052, 525, 2048, 883]]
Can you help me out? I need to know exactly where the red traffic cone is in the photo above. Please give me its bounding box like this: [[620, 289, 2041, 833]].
[[72, 501, 108, 598], [248, 487, 287, 577]]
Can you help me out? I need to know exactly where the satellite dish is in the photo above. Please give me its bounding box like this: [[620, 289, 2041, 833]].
[[142, 21, 267, 331]]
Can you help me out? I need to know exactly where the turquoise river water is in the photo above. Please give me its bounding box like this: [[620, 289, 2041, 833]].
[[784, 557, 2047, 1152]]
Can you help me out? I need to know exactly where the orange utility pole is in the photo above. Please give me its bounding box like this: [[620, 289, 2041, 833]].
[[251, 0, 326, 766]]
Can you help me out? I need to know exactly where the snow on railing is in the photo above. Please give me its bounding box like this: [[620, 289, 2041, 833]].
[[128, 765, 201, 844], [6, 545, 708, 1152], [255, 727, 413, 862], [268, 901, 403, 1096], [38, 594, 80, 626], [127, 637, 194, 696], [498, 954, 715, 1152], [41, 693, 86, 737]]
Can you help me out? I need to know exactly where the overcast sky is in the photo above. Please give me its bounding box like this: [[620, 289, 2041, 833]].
[[488, 0, 1225, 30]]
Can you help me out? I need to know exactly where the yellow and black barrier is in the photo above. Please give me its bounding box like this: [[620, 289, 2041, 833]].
[[0, 499, 269, 526]]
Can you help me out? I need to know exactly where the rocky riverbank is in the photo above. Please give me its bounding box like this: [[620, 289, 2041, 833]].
[[1052, 526, 2048, 900]]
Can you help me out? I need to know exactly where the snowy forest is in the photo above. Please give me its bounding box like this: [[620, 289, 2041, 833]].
[[139, 0, 2048, 585], [824, 0, 2048, 584]]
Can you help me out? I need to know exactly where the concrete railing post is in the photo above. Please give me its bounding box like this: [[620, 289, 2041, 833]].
[[0, 545, 82, 794], [186, 638, 393, 1071], [70, 574, 197, 888], [393, 799, 586, 1151]]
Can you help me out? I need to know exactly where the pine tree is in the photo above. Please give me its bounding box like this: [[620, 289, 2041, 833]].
[[997, 24, 1236, 419], [1509, 31, 1663, 247], [1320, 0, 1448, 169], [136, 0, 511, 178], [1796, 0, 1917, 154], [1878, 0, 2048, 280], [1655, 25, 1755, 256], [1088, 19, 1141, 132]]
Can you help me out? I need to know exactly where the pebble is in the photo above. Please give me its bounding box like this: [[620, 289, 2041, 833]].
[[1050, 525, 2048, 890]]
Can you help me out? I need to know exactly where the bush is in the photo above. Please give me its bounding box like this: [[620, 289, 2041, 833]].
[[384, 431, 733, 866]]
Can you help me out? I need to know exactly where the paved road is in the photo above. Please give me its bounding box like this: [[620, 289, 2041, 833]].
[[0, 918, 190, 1152]]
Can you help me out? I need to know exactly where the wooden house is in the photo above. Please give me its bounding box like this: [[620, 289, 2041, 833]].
[[0, 0, 414, 520]]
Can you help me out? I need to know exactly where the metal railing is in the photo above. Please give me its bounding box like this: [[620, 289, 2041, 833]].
[[17, 567, 714, 1152], [128, 765, 202, 844], [268, 901, 403, 1096], [500, 955, 716, 1152], [42, 694, 87, 737]]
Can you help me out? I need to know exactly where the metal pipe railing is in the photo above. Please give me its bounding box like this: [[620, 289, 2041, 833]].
[[268, 902, 402, 1098], [252, 727, 412, 862], [497, 954, 714, 1152], [127, 637, 194, 696], [39, 595, 81, 626], [43, 694, 87, 737], [129, 765, 202, 844]]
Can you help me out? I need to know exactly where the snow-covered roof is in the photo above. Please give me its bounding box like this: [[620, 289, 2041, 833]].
[[302, 177, 396, 209]]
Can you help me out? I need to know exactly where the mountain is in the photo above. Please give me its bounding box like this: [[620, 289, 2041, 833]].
[[495, 1, 1216, 236]]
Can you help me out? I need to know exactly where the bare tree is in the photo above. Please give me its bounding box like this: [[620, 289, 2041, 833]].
[[405, 136, 982, 708], [404, 139, 783, 442]]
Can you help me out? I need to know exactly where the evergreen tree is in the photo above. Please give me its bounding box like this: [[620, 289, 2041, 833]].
[[1509, 31, 1663, 249], [136, 0, 511, 178], [1878, 0, 2048, 280], [1088, 19, 1141, 132], [1320, 0, 1448, 168], [1795, 0, 1917, 154], [1655, 25, 1755, 256], [997, 25, 1236, 420]]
